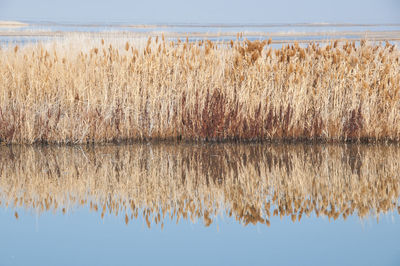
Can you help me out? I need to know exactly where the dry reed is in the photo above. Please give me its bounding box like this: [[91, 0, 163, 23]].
[[0, 35, 399, 143], [1, 143, 399, 227]]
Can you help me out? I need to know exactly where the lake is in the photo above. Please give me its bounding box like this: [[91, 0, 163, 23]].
[[1, 22, 400, 44], [0, 143, 399, 266], [1, 20, 400, 265]]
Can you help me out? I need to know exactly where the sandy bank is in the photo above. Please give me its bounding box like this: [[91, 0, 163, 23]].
[[0, 20, 28, 28]]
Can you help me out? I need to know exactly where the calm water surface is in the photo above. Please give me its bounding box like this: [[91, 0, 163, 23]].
[[0, 143, 399, 266], [1, 22, 400, 45]]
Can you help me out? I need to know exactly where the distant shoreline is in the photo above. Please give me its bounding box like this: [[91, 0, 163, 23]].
[[0, 20, 28, 28], [0, 30, 400, 42]]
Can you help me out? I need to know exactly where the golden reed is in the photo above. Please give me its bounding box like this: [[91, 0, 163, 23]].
[[0, 36, 399, 144], [1, 144, 399, 227]]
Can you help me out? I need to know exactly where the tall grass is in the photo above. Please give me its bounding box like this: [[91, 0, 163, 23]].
[[1, 144, 399, 227], [0, 35, 399, 143]]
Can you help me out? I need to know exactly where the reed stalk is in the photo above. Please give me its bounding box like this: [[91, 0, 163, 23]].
[[0, 36, 399, 143]]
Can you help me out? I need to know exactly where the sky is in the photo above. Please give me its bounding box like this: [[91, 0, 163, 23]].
[[0, 0, 399, 24]]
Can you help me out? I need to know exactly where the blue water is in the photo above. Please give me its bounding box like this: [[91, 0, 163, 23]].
[[1, 22, 400, 41], [0, 207, 399, 266]]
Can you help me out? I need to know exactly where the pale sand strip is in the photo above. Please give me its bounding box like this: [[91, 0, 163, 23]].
[[0, 29, 399, 42], [0, 21, 28, 28]]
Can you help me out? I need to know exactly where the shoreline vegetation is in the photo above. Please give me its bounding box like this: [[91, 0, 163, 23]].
[[1, 144, 399, 227], [0, 34, 400, 144]]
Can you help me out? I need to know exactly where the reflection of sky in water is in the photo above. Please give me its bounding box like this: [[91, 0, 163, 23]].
[[0, 208, 399, 266], [0, 143, 399, 265]]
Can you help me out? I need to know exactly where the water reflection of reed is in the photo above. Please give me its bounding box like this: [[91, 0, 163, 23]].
[[1, 144, 399, 227]]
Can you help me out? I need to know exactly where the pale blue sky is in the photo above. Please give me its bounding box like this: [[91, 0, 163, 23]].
[[0, 0, 399, 24]]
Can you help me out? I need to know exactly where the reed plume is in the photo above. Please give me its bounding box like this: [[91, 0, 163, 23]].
[[0, 35, 399, 144]]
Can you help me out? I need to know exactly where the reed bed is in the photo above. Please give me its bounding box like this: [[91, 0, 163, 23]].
[[0, 35, 400, 143], [1, 144, 399, 227]]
